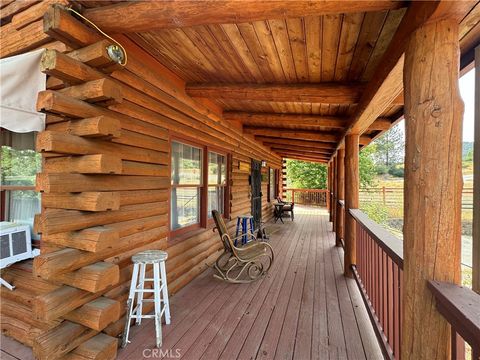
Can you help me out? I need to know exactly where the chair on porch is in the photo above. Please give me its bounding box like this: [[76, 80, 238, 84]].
[[211, 210, 274, 283], [276, 196, 294, 220]]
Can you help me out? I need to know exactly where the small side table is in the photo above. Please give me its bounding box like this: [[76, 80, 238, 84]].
[[273, 203, 285, 223], [235, 215, 255, 245]]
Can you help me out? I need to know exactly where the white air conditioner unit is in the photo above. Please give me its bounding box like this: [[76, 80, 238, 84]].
[[0, 222, 34, 290]]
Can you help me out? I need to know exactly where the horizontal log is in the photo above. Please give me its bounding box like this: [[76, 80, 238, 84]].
[[224, 111, 393, 131], [38, 202, 167, 235], [121, 161, 168, 176], [37, 131, 168, 164], [187, 82, 366, 104], [43, 4, 102, 49], [34, 226, 168, 277], [44, 154, 122, 174], [83, 1, 405, 33], [256, 136, 337, 150], [11, 0, 67, 30], [33, 321, 97, 360], [0, 20, 50, 58], [41, 192, 120, 211], [64, 297, 121, 331], [63, 333, 117, 360], [244, 128, 339, 142], [42, 226, 120, 252], [36, 173, 169, 193], [58, 78, 123, 104], [267, 144, 333, 155], [38, 91, 169, 141], [52, 262, 120, 293], [47, 115, 121, 137], [67, 39, 121, 70], [40, 49, 102, 84]]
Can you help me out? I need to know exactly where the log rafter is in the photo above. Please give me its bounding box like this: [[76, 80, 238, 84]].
[[82, 1, 407, 33]]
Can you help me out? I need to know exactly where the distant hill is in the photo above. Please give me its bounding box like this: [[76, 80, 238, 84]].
[[463, 142, 473, 159]]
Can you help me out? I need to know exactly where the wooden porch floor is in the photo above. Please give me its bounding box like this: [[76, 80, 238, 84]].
[[118, 206, 382, 360]]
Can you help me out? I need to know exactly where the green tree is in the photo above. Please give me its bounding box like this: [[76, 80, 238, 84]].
[[285, 147, 376, 189], [372, 123, 404, 166], [286, 160, 327, 189], [359, 145, 377, 187]]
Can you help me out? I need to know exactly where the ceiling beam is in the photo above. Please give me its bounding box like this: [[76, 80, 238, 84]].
[[224, 111, 392, 131], [243, 128, 339, 143], [277, 153, 328, 164], [255, 137, 337, 150], [83, 1, 406, 33], [187, 83, 366, 104], [269, 145, 333, 156], [344, 1, 474, 137]]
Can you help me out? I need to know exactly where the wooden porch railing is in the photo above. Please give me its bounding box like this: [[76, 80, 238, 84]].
[[349, 209, 480, 360], [284, 188, 329, 208], [349, 209, 403, 360]]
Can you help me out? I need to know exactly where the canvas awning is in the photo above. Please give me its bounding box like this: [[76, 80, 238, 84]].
[[0, 49, 46, 133]]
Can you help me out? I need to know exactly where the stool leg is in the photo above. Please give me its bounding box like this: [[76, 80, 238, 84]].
[[121, 263, 139, 348], [160, 261, 171, 325], [250, 218, 254, 241], [135, 263, 146, 325], [235, 218, 240, 246], [153, 262, 162, 348], [242, 218, 247, 245]]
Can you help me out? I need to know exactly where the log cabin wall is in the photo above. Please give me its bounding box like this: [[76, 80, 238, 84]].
[[0, 1, 282, 358]]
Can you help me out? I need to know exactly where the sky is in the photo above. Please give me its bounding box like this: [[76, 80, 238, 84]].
[[460, 68, 475, 142], [392, 68, 475, 143]]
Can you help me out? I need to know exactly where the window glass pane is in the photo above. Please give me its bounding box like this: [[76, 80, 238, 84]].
[[170, 187, 200, 230], [7, 190, 41, 235], [171, 141, 202, 185], [208, 152, 226, 185], [208, 186, 224, 218], [1, 133, 41, 186], [270, 168, 275, 201]]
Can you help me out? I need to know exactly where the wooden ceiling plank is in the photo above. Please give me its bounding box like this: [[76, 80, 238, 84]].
[[252, 20, 286, 83], [286, 17, 309, 82], [305, 16, 322, 82], [334, 13, 364, 81], [269, 19, 298, 82], [82, 1, 407, 33], [321, 13, 343, 81]]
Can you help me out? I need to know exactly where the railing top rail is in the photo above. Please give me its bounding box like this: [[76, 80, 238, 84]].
[[284, 188, 328, 192], [349, 209, 403, 268], [428, 280, 480, 349]]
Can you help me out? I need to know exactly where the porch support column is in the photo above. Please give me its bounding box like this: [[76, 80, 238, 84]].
[[328, 162, 333, 219], [335, 149, 345, 247], [402, 18, 463, 359], [473, 45, 480, 294], [332, 154, 337, 230], [344, 135, 359, 277]]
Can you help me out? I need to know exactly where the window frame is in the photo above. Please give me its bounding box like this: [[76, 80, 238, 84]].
[[169, 134, 230, 239]]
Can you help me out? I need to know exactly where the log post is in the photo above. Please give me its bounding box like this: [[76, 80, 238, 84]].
[[473, 45, 480, 294], [344, 135, 359, 277], [332, 154, 337, 230], [402, 18, 464, 359], [328, 161, 333, 221], [335, 149, 345, 247]]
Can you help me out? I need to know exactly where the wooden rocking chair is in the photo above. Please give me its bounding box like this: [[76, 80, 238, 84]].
[[211, 210, 274, 283]]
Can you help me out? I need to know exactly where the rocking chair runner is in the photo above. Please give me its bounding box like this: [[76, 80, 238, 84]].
[[211, 210, 274, 283]]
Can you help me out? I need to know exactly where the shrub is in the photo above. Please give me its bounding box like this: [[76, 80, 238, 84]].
[[360, 202, 389, 225], [375, 165, 389, 175], [388, 165, 404, 178]]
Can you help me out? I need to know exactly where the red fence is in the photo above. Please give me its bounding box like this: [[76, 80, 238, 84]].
[[284, 188, 329, 208], [350, 209, 403, 360]]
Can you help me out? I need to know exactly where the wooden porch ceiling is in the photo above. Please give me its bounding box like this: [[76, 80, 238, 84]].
[[76, 0, 480, 162]]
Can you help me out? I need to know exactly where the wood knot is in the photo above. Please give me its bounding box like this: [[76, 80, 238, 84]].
[[431, 105, 442, 118]]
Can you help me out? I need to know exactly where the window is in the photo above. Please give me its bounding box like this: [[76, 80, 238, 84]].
[[207, 152, 226, 218], [1, 131, 41, 236], [170, 139, 229, 235], [171, 141, 202, 231]]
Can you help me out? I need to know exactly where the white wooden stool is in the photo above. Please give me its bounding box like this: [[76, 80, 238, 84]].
[[121, 250, 171, 348]]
